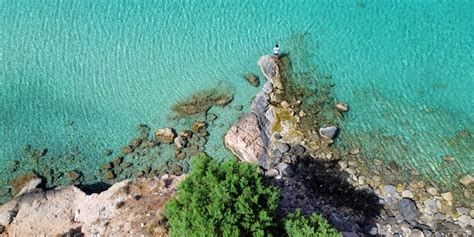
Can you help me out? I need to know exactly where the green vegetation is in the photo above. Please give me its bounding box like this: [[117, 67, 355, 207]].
[[284, 210, 341, 237], [164, 155, 340, 236], [165, 155, 279, 236]]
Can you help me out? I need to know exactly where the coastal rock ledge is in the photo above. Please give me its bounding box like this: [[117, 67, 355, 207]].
[[0, 175, 183, 236], [224, 55, 281, 169], [224, 112, 266, 164]]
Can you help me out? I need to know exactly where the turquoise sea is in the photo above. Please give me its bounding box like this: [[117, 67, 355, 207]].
[[1, 0, 472, 201]]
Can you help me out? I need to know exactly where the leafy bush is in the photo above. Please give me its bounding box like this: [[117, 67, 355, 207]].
[[283, 209, 341, 237], [165, 155, 280, 236]]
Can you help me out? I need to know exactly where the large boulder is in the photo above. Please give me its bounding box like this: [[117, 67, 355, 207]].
[[224, 113, 267, 164], [319, 126, 338, 139], [258, 56, 283, 94], [258, 55, 277, 80], [155, 128, 176, 144], [397, 198, 419, 221]]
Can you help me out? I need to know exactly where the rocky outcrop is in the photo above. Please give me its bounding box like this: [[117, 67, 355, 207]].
[[224, 113, 266, 165], [155, 128, 176, 144], [224, 56, 281, 169], [225, 55, 310, 171], [0, 175, 184, 236]]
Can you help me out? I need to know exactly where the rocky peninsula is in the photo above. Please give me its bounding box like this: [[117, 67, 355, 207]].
[[226, 55, 474, 236], [0, 55, 473, 236]]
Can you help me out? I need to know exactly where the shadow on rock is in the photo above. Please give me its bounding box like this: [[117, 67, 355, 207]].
[[269, 155, 383, 235], [77, 182, 111, 195]]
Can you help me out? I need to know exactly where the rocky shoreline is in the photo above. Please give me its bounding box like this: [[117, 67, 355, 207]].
[[0, 55, 472, 236], [0, 175, 183, 236], [224, 55, 474, 236]]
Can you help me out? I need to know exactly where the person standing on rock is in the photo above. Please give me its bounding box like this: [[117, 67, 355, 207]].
[[273, 44, 280, 61]]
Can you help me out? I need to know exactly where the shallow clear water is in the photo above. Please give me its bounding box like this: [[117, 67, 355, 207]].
[[1, 0, 473, 198]]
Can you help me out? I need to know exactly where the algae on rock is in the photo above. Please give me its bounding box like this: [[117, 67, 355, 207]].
[[171, 88, 234, 116], [276, 36, 339, 136]]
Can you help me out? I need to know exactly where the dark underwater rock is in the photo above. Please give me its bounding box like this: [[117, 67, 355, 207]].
[[244, 73, 260, 87], [171, 88, 234, 116]]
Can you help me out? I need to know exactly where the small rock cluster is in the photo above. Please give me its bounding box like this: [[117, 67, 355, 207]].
[[100, 121, 210, 182], [336, 157, 474, 236]]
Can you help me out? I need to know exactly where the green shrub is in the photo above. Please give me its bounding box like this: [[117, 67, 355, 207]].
[[283, 209, 341, 237], [165, 155, 280, 236]]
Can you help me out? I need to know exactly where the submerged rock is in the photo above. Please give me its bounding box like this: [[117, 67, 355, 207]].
[[112, 156, 123, 167], [102, 149, 113, 156], [100, 162, 113, 171], [335, 102, 349, 112], [179, 130, 193, 139], [9, 172, 41, 196], [234, 105, 243, 111], [103, 171, 116, 180], [66, 171, 81, 182], [171, 88, 234, 116], [120, 146, 134, 155], [130, 138, 143, 149], [319, 126, 338, 139], [206, 113, 218, 121], [244, 73, 260, 87], [191, 121, 206, 133]]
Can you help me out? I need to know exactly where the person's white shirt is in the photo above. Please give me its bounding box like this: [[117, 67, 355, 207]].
[[273, 46, 280, 55]]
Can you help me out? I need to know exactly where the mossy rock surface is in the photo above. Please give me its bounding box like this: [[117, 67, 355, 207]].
[[10, 171, 39, 196], [172, 88, 234, 116], [244, 73, 260, 87]]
